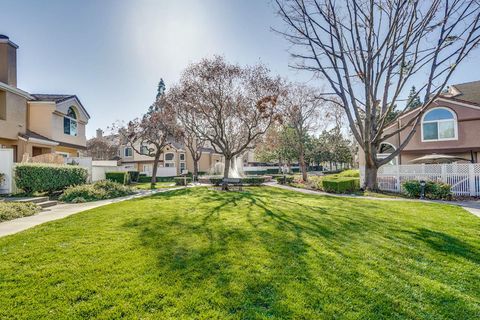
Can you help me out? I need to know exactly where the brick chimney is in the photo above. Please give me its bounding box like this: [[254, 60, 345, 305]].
[[0, 35, 18, 87], [96, 128, 103, 139]]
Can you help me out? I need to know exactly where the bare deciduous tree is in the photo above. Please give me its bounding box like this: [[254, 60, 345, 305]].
[[275, 0, 480, 189], [282, 84, 330, 181], [175, 56, 283, 187], [86, 137, 118, 160], [116, 89, 181, 188], [169, 87, 207, 181]]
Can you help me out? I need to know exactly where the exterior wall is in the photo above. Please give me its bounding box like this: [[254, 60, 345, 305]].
[[0, 41, 17, 87], [50, 111, 87, 147], [0, 90, 27, 140], [360, 99, 480, 166], [27, 101, 55, 138], [55, 145, 79, 157]]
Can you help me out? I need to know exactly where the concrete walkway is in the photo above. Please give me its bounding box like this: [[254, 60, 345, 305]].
[[267, 182, 480, 218], [0, 187, 184, 238]]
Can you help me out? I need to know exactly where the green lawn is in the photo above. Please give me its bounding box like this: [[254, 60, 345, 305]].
[[132, 182, 176, 190], [0, 187, 479, 319]]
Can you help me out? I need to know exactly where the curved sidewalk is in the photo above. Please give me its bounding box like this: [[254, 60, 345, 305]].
[[268, 182, 480, 218], [0, 187, 184, 238]]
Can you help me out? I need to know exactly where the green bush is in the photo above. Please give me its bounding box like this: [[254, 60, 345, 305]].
[[0, 173, 5, 185], [59, 180, 134, 203], [0, 202, 40, 222], [242, 176, 267, 185], [322, 177, 360, 193], [402, 180, 452, 200], [128, 171, 140, 183], [276, 176, 294, 185], [105, 172, 131, 185], [337, 169, 360, 178], [15, 164, 87, 194], [266, 168, 280, 174], [138, 176, 176, 183], [174, 177, 192, 186]]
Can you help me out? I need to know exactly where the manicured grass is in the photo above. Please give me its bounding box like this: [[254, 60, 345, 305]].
[[132, 182, 175, 190], [0, 187, 479, 319]]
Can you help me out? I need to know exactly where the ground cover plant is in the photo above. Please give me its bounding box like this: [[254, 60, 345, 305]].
[[0, 187, 478, 319], [59, 180, 134, 203], [0, 202, 40, 222]]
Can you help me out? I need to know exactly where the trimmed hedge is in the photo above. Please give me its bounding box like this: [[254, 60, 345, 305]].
[[402, 180, 452, 200], [241, 176, 267, 185], [0, 202, 40, 222], [105, 172, 132, 185], [15, 163, 87, 194], [59, 180, 134, 203], [128, 171, 140, 183], [138, 176, 176, 183], [174, 177, 192, 186], [337, 169, 360, 178], [322, 177, 360, 194], [276, 176, 295, 185]]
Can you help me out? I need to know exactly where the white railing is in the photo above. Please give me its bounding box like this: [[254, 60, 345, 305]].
[[360, 164, 480, 196]]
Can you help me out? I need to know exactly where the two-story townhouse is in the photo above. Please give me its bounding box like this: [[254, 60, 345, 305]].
[[359, 80, 480, 166], [0, 35, 90, 162]]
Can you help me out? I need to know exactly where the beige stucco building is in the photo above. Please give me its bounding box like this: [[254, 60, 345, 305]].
[[359, 81, 480, 166], [0, 35, 90, 162]]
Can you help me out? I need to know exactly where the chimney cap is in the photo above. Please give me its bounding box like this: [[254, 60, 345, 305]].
[[0, 35, 18, 48]]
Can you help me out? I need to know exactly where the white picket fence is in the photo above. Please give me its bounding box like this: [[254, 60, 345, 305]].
[[360, 164, 480, 196]]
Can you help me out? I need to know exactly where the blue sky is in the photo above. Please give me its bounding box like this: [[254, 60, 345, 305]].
[[1, 0, 479, 138]]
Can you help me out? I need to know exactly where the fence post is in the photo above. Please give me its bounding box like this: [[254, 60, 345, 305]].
[[469, 164, 476, 197], [395, 165, 400, 192]]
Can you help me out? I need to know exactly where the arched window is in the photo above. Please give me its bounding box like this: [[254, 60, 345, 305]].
[[422, 107, 457, 141], [64, 106, 78, 136], [377, 142, 397, 165], [164, 153, 175, 167]]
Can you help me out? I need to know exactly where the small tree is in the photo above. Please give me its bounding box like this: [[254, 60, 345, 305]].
[[406, 86, 423, 110], [256, 125, 299, 172], [176, 56, 283, 188], [117, 82, 180, 188]]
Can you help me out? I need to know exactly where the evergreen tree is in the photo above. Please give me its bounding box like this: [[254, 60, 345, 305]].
[[406, 86, 422, 110], [156, 78, 166, 100]]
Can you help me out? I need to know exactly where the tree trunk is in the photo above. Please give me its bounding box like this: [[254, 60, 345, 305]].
[[151, 150, 161, 189], [299, 149, 308, 182], [222, 157, 231, 190], [193, 158, 199, 182], [364, 156, 379, 191]]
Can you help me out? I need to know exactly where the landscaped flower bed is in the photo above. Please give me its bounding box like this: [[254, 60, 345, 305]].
[[0, 202, 40, 222], [59, 180, 134, 203]]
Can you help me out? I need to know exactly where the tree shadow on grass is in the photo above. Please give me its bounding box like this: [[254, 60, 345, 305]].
[[403, 228, 480, 264]]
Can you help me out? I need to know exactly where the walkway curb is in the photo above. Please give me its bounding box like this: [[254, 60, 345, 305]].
[[0, 187, 184, 238]]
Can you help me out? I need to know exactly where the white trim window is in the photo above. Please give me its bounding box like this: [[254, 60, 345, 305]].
[[179, 153, 185, 161], [164, 152, 175, 167], [422, 107, 458, 142], [124, 147, 133, 157], [63, 106, 78, 136], [377, 142, 397, 165]]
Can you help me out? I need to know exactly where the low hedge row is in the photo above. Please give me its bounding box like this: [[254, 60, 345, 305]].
[[174, 177, 192, 186], [275, 176, 295, 185], [322, 176, 360, 193], [402, 180, 452, 200], [106, 172, 130, 185], [138, 176, 176, 183], [15, 164, 88, 194], [207, 176, 267, 186], [59, 180, 134, 203], [0, 202, 40, 222]]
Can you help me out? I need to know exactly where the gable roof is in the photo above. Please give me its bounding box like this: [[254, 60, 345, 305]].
[[449, 80, 480, 105], [31, 94, 91, 119]]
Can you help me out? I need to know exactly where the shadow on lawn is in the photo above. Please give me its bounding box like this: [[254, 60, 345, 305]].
[[122, 187, 479, 318]]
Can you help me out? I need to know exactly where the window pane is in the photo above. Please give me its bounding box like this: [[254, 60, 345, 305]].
[[70, 120, 77, 136], [439, 120, 455, 139], [423, 122, 438, 140], [64, 118, 70, 135], [165, 153, 174, 161], [424, 108, 454, 121]]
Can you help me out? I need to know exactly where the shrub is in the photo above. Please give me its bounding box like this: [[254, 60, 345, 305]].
[[138, 176, 176, 183], [128, 171, 140, 183], [402, 180, 452, 200], [337, 169, 360, 178], [174, 177, 192, 186], [322, 177, 360, 193], [0, 202, 40, 222], [276, 176, 294, 185], [59, 180, 134, 203], [105, 172, 131, 185], [266, 168, 280, 174], [15, 163, 87, 194], [0, 173, 5, 185], [242, 176, 267, 185]]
